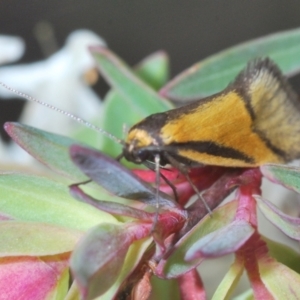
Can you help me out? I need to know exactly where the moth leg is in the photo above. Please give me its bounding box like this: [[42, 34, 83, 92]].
[[143, 160, 179, 202], [152, 154, 160, 231], [164, 152, 212, 215]]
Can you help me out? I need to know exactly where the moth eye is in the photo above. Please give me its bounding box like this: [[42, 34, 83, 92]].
[[136, 149, 150, 162]]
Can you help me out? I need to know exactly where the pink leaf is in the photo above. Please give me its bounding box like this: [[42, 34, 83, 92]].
[[0, 254, 69, 299]]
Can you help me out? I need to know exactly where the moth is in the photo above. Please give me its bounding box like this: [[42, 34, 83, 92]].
[[122, 58, 300, 169]]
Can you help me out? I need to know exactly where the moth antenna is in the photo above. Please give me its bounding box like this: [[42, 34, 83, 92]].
[[0, 82, 124, 145], [122, 123, 129, 138]]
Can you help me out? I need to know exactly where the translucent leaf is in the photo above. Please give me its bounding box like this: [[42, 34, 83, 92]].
[[256, 196, 300, 240], [0, 221, 82, 256], [260, 164, 300, 193], [159, 200, 238, 278], [161, 27, 300, 101], [0, 173, 117, 231]]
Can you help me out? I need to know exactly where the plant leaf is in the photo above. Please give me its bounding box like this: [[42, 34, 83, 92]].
[[260, 164, 300, 193], [158, 200, 238, 278], [185, 220, 254, 261], [5, 122, 87, 181], [90, 46, 173, 117], [71, 222, 151, 299], [135, 51, 169, 90], [258, 254, 300, 298], [0, 254, 69, 300], [100, 237, 153, 300], [75, 51, 171, 159], [70, 144, 177, 208], [64, 282, 81, 300], [256, 196, 300, 240], [161, 27, 300, 101], [262, 236, 300, 273], [232, 289, 254, 300], [0, 221, 82, 256], [70, 185, 154, 220], [0, 173, 117, 231], [212, 257, 244, 300]]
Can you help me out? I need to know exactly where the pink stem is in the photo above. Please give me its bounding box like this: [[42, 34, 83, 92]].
[[178, 269, 206, 300]]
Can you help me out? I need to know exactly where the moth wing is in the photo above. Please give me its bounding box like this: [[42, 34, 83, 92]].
[[232, 58, 300, 161]]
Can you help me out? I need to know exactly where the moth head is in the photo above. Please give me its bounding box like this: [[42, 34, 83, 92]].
[[123, 127, 160, 164]]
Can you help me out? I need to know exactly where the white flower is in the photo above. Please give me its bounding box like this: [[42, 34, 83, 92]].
[[0, 35, 25, 65], [0, 30, 106, 164]]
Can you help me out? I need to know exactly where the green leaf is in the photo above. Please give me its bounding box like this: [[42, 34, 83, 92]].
[[161, 27, 300, 101], [185, 220, 254, 261], [263, 236, 300, 273], [49, 262, 70, 300], [5, 122, 148, 207], [90, 47, 173, 161], [260, 164, 300, 194], [256, 196, 300, 240], [64, 282, 80, 300], [258, 254, 300, 299], [161, 200, 238, 278], [0, 173, 117, 231], [75, 51, 171, 157], [100, 237, 152, 300], [151, 277, 181, 300], [232, 289, 254, 300], [212, 257, 244, 300], [135, 51, 170, 90], [91, 47, 172, 115], [0, 221, 82, 256], [5, 122, 88, 181]]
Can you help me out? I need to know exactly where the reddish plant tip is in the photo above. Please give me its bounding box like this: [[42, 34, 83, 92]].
[[3, 121, 14, 135], [226, 168, 262, 189]]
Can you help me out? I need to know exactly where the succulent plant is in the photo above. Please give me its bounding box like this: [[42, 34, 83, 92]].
[[1, 27, 300, 299]]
